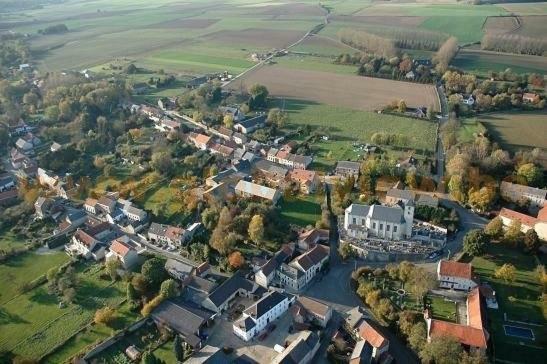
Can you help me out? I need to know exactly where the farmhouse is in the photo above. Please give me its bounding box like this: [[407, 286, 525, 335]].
[[335, 161, 361, 180], [201, 271, 258, 314], [522, 92, 540, 104], [233, 114, 266, 134], [254, 244, 294, 288], [148, 222, 186, 247], [288, 169, 319, 194], [277, 244, 329, 291], [350, 340, 373, 364], [500, 181, 546, 208], [208, 142, 234, 158], [272, 330, 320, 364], [298, 228, 329, 251], [357, 321, 390, 361], [165, 258, 194, 281], [152, 299, 212, 349], [189, 133, 212, 151], [37, 168, 68, 199], [233, 291, 292, 341], [290, 296, 332, 328], [499, 206, 547, 241], [106, 236, 140, 269], [426, 288, 489, 352], [66, 229, 105, 261], [343, 202, 414, 240], [15, 133, 41, 153], [234, 180, 281, 204], [437, 260, 477, 291], [219, 106, 245, 122], [416, 193, 439, 208]]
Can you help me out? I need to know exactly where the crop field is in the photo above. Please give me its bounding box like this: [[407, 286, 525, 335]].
[[478, 112, 547, 151], [484, 15, 547, 38], [291, 34, 358, 56], [501, 2, 547, 15], [451, 49, 547, 76], [232, 64, 440, 111]]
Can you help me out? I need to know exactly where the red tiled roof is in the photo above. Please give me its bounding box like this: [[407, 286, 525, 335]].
[[74, 229, 96, 247], [295, 244, 329, 271], [196, 261, 210, 275], [288, 169, 317, 184], [166, 226, 184, 241], [438, 260, 473, 280], [110, 239, 132, 257], [194, 133, 210, 145], [537, 206, 547, 222], [499, 208, 537, 227], [429, 320, 487, 349], [428, 288, 488, 349], [298, 228, 329, 244], [358, 321, 388, 349]]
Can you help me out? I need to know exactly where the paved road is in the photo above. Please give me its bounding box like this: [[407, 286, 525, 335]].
[[434, 83, 449, 183]]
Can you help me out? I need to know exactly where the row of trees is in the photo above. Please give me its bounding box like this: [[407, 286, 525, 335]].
[[482, 33, 546, 56], [432, 37, 459, 74], [338, 28, 397, 58]]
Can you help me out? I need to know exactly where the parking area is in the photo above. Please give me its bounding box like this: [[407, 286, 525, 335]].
[[207, 311, 299, 363]]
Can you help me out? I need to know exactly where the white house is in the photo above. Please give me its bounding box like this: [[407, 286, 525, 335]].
[[437, 260, 477, 291], [106, 236, 140, 269], [233, 291, 292, 341], [37, 168, 68, 199], [66, 229, 105, 261], [343, 202, 414, 240], [254, 245, 294, 288], [121, 201, 147, 222]]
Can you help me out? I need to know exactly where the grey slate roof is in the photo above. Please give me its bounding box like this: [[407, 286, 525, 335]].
[[244, 291, 287, 319], [235, 316, 256, 331], [369, 205, 405, 223], [386, 188, 414, 201], [336, 160, 361, 171], [275, 331, 319, 364], [206, 271, 254, 307], [346, 204, 370, 217], [152, 299, 211, 337]]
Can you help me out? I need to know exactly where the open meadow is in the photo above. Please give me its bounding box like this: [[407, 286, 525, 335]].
[[478, 112, 547, 151], [451, 48, 547, 76], [232, 63, 440, 111]]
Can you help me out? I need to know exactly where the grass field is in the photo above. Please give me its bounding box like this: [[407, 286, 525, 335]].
[[0, 263, 129, 360], [280, 194, 323, 227], [0, 251, 69, 305], [0, 230, 28, 251], [465, 244, 547, 363], [501, 2, 547, 15], [234, 64, 440, 112], [478, 112, 547, 151], [452, 49, 547, 76], [457, 118, 487, 144], [42, 301, 140, 364], [426, 295, 458, 323]]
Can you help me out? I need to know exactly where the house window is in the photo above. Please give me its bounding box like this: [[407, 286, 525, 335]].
[[353, 218, 356, 224], [393, 225, 398, 232], [386, 225, 390, 232], [379, 224, 383, 230], [372, 222, 376, 229], [361, 219, 365, 225]]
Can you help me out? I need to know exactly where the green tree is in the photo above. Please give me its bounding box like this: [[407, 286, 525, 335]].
[[420, 335, 463, 364], [105, 258, 121, 281], [494, 263, 516, 283], [151, 151, 174, 176], [485, 217, 503, 238], [127, 282, 138, 302], [408, 322, 427, 352], [517, 163, 543, 187], [132, 273, 149, 295], [159, 279, 178, 299], [523, 229, 540, 254], [174, 335, 184, 362], [141, 350, 164, 364], [141, 257, 167, 289], [248, 214, 265, 245], [408, 267, 437, 304], [504, 219, 522, 246], [248, 84, 269, 110], [463, 229, 489, 256], [338, 242, 355, 261]]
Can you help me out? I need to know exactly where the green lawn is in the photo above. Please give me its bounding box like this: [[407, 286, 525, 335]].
[[457, 118, 487, 144], [153, 339, 177, 363], [0, 263, 129, 360], [465, 244, 547, 363], [478, 112, 547, 151], [0, 251, 69, 305], [280, 194, 323, 227], [452, 50, 547, 76], [0, 230, 28, 251], [426, 295, 458, 323]]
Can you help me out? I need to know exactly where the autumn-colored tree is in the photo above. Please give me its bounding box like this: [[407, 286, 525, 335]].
[[467, 186, 495, 212], [141, 294, 165, 317], [484, 217, 503, 238], [504, 219, 522, 246], [223, 114, 234, 128], [94, 306, 117, 326], [228, 251, 245, 269], [248, 214, 265, 245], [494, 263, 516, 283]]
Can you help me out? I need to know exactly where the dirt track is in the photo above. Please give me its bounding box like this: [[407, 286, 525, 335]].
[[231, 64, 440, 111]]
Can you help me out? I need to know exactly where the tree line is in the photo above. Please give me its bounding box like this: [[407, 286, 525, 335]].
[[482, 33, 547, 56], [338, 28, 398, 58]]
